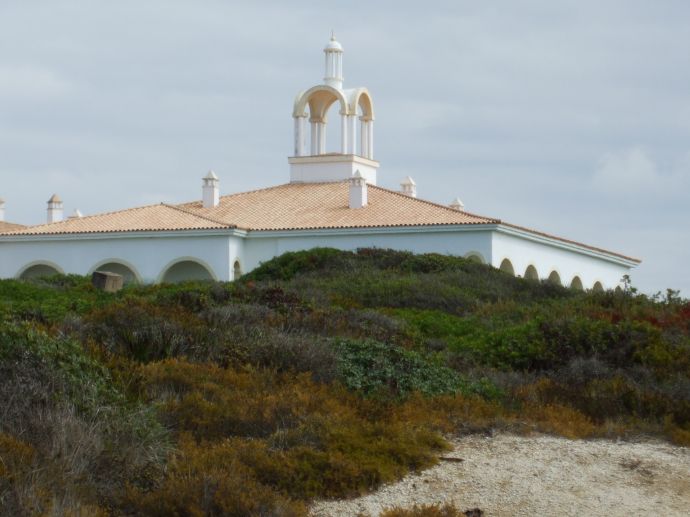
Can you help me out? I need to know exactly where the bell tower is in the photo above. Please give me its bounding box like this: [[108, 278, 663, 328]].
[[289, 34, 379, 185]]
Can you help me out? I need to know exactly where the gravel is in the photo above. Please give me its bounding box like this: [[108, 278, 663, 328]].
[[310, 433, 690, 516]]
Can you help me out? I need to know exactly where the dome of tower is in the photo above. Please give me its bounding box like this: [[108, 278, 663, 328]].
[[324, 34, 343, 52]]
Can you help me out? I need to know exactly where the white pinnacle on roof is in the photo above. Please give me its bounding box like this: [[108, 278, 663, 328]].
[[202, 170, 220, 208], [400, 176, 417, 198], [449, 197, 465, 210], [46, 194, 63, 224], [349, 169, 367, 209]]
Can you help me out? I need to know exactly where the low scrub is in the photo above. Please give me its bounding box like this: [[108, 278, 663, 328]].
[[0, 247, 688, 512]]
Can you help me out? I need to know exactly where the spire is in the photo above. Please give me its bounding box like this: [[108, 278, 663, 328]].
[[323, 32, 343, 90]]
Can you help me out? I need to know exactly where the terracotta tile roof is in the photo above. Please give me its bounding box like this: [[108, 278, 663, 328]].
[[1, 203, 231, 236], [0, 181, 639, 263], [0, 221, 25, 233], [177, 182, 498, 231]]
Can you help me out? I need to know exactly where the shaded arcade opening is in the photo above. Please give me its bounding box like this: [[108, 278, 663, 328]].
[[161, 260, 215, 284], [499, 258, 515, 276], [93, 262, 139, 285], [524, 265, 539, 281], [18, 263, 62, 280], [548, 270, 562, 286], [570, 276, 584, 291]]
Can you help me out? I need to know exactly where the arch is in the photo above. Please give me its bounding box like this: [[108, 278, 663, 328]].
[[524, 264, 539, 281], [463, 252, 486, 264], [233, 260, 242, 280], [499, 258, 515, 276], [547, 270, 562, 286], [570, 276, 584, 291], [158, 257, 218, 284], [350, 88, 375, 120], [293, 85, 348, 120], [16, 260, 64, 280], [89, 259, 142, 285], [592, 281, 604, 293]]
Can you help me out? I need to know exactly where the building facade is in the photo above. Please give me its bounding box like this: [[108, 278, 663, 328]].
[[0, 36, 639, 289]]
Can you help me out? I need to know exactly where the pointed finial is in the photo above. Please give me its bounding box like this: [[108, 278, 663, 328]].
[[331, 29, 335, 41]]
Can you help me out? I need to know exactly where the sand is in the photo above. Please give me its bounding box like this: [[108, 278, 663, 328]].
[[310, 433, 690, 517]]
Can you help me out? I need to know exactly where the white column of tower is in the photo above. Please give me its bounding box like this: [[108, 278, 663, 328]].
[[347, 115, 357, 154], [318, 122, 326, 154], [367, 120, 374, 159], [310, 121, 318, 155], [360, 119, 368, 158], [300, 117, 307, 155], [294, 118, 301, 156], [340, 113, 348, 154]]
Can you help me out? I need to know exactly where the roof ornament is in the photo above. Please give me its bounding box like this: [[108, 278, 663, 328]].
[[349, 170, 368, 209], [449, 197, 465, 211], [400, 176, 417, 198], [202, 170, 220, 208], [47, 194, 64, 224]]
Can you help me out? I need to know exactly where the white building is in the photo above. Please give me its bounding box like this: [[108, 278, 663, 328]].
[[0, 36, 639, 289]]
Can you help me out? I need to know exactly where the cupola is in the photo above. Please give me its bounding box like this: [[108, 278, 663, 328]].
[[323, 31, 344, 89], [47, 194, 63, 223], [289, 34, 379, 185]]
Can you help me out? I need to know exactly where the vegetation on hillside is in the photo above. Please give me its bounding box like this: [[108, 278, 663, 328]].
[[1, 248, 688, 515]]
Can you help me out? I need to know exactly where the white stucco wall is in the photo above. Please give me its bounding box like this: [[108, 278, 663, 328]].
[[0, 231, 243, 283], [242, 226, 494, 272], [491, 227, 635, 290], [0, 224, 637, 289]]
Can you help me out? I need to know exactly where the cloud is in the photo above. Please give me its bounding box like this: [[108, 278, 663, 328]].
[[0, 65, 74, 101], [592, 147, 659, 193]]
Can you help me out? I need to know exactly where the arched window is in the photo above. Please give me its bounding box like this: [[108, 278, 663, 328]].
[[548, 270, 561, 286], [499, 258, 515, 276], [18, 263, 62, 280], [160, 259, 216, 284], [524, 265, 539, 281], [570, 276, 584, 291], [592, 281, 604, 293], [233, 260, 242, 280]]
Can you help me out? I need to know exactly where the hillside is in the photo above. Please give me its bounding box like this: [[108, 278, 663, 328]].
[[0, 248, 688, 516]]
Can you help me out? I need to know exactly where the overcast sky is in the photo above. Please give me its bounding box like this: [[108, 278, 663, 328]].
[[1, 0, 688, 296]]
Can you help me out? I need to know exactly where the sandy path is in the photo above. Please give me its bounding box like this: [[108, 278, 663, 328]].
[[310, 434, 690, 517]]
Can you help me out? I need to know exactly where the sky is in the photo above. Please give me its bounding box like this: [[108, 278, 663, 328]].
[[1, 0, 688, 296]]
